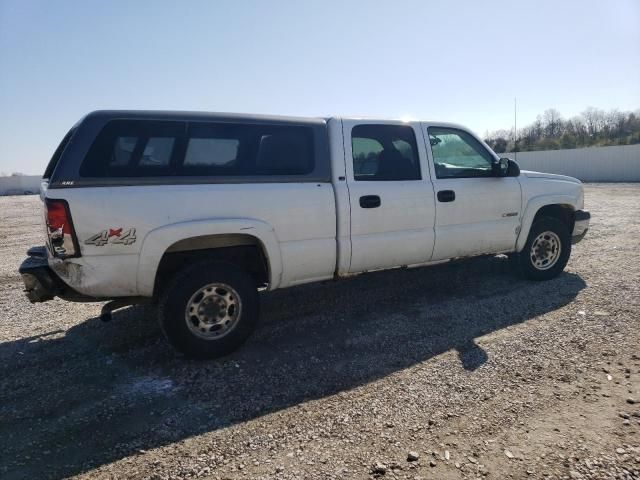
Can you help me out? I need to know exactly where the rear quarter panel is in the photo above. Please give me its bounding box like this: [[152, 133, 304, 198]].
[[48, 182, 336, 297]]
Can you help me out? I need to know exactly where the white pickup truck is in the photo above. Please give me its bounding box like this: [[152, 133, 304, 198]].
[[20, 111, 590, 358]]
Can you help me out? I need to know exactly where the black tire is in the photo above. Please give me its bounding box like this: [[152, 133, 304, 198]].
[[159, 261, 259, 359], [514, 216, 571, 281]]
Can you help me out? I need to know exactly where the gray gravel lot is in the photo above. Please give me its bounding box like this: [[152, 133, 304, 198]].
[[0, 184, 639, 480]]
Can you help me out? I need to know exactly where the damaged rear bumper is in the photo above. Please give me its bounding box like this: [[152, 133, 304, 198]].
[[19, 246, 91, 303], [19, 247, 150, 309], [19, 247, 63, 302]]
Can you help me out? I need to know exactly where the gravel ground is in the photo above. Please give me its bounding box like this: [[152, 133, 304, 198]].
[[0, 184, 639, 480]]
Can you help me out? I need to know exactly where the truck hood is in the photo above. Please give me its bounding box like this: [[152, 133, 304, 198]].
[[521, 170, 582, 184]]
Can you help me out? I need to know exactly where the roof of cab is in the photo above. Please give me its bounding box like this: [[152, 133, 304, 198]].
[[331, 115, 469, 128]]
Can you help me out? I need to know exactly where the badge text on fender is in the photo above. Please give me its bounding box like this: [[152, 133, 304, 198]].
[[85, 228, 136, 246]]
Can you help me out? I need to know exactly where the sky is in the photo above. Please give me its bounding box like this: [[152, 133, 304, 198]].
[[1, 0, 638, 175]]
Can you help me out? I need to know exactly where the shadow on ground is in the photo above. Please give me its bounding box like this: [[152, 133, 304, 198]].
[[0, 256, 585, 479]]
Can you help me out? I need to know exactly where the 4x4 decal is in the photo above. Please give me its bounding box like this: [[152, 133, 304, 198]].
[[85, 228, 136, 246]]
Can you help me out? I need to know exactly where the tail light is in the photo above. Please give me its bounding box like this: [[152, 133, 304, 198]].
[[45, 199, 80, 258]]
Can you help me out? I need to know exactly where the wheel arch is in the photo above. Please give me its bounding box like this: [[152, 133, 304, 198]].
[[516, 196, 578, 252], [136, 218, 283, 297]]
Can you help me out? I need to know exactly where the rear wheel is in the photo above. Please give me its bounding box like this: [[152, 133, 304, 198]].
[[514, 216, 571, 281], [159, 261, 259, 359]]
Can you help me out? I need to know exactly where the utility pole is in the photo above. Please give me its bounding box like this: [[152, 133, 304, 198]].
[[514, 97, 518, 161]]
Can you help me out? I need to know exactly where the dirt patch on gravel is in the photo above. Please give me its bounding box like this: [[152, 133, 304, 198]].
[[0, 184, 638, 480]]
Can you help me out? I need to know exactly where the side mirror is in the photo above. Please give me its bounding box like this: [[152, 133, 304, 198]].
[[492, 157, 509, 177], [493, 158, 520, 177], [505, 158, 520, 177]]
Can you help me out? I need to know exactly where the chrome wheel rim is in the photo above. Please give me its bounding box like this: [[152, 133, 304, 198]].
[[185, 283, 242, 340], [530, 231, 562, 271]]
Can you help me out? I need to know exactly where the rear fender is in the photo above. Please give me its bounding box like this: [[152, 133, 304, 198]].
[[137, 218, 282, 296]]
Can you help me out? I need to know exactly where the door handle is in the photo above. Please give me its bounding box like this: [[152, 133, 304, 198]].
[[437, 190, 455, 202], [359, 195, 381, 208]]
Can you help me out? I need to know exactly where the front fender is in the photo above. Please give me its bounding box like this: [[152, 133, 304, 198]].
[[516, 194, 581, 252], [136, 218, 283, 296]]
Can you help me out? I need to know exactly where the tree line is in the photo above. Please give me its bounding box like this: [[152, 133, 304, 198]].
[[484, 107, 640, 153]]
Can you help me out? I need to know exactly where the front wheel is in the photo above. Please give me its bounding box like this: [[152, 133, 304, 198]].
[[159, 261, 259, 359], [514, 216, 571, 281]]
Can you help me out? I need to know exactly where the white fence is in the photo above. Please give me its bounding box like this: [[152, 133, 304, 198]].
[[500, 144, 640, 182], [0, 175, 41, 195]]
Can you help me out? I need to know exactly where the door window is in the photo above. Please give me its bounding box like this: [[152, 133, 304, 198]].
[[352, 125, 421, 181], [428, 127, 494, 178]]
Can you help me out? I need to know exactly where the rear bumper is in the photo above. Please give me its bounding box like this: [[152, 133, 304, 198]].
[[19, 247, 89, 303], [572, 210, 590, 244]]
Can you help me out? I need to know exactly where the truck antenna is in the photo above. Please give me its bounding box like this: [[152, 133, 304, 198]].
[[514, 97, 517, 162]]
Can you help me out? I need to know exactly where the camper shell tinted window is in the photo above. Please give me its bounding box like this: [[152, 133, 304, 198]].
[[79, 120, 315, 178]]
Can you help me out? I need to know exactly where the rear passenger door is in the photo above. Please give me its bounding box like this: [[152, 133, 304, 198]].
[[343, 120, 436, 273]]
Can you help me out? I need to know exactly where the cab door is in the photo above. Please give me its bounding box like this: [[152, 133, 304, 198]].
[[343, 120, 436, 273], [421, 124, 522, 260]]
